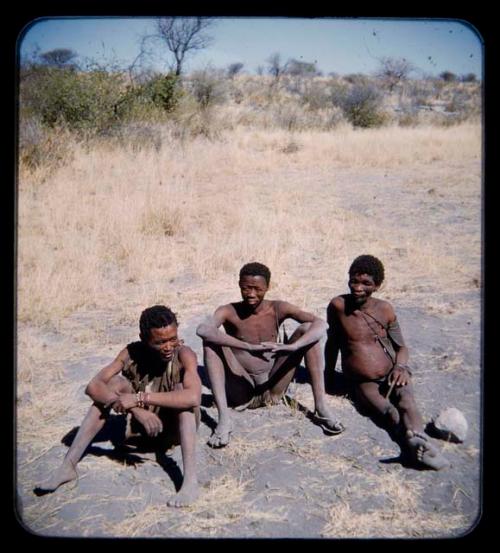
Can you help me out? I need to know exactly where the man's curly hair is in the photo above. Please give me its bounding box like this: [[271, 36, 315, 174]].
[[239, 262, 271, 285], [139, 305, 178, 341], [348, 255, 385, 286]]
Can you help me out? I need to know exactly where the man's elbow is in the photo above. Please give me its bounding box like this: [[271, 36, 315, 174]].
[[196, 323, 209, 339], [314, 318, 328, 333], [85, 378, 100, 400], [196, 323, 214, 342], [85, 380, 96, 398]]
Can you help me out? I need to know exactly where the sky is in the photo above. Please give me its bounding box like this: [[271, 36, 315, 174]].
[[18, 17, 483, 79]]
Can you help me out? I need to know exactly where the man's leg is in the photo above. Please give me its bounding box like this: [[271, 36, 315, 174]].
[[36, 375, 132, 493], [393, 384, 450, 470], [167, 408, 199, 507], [356, 381, 401, 427], [203, 342, 254, 448], [392, 383, 423, 432], [268, 323, 344, 434]]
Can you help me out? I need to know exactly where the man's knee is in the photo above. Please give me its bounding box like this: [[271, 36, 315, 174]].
[[384, 403, 401, 425], [395, 386, 416, 411], [108, 374, 133, 394]]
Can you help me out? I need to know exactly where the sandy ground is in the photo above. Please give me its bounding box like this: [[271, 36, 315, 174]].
[[15, 162, 482, 539]]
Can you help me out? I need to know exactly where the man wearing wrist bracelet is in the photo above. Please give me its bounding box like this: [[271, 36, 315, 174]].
[[325, 255, 449, 470], [36, 305, 202, 507]]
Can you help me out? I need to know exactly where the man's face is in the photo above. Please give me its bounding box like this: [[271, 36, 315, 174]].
[[348, 273, 378, 305], [146, 324, 179, 361], [239, 275, 268, 308]]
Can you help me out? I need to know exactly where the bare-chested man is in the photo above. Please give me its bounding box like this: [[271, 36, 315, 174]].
[[325, 254, 449, 470], [36, 305, 202, 507], [196, 262, 345, 448]]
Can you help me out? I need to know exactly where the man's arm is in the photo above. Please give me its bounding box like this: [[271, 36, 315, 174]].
[[325, 300, 341, 371], [266, 301, 328, 351], [385, 304, 411, 386], [112, 346, 202, 414], [196, 305, 271, 352], [141, 346, 202, 410], [85, 348, 130, 406]]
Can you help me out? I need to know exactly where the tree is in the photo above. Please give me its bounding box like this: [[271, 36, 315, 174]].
[[461, 73, 477, 83], [142, 17, 214, 76], [286, 58, 318, 77], [439, 70, 457, 82], [39, 48, 78, 69], [227, 62, 244, 78], [375, 56, 415, 91], [266, 52, 287, 83]]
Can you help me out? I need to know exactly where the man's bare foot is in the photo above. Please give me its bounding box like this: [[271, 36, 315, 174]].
[[167, 479, 199, 508], [406, 430, 450, 470], [312, 407, 345, 435], [207, 417, 233, 448], [34, 462, 78, 494]]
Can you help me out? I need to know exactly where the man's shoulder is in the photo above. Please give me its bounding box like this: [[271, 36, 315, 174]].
[[178, 343, 195, 356], [126, 340, 144, 359], [217, 302, 237, 314], [373, 297, 395, 314], [329, 295, 348, 309]]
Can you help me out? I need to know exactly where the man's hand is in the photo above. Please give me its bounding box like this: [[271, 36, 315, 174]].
[[111, 392, 139, 414], [388, 365, 412, 387], [247, 343, 274, 353], [132, 409, 164, 437], [259, 342, 298, 355]]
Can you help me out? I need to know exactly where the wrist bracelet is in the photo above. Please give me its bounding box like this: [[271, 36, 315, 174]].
[[136, 391, 145, 408]]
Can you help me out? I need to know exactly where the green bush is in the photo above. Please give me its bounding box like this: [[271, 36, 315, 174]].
[[19, 66, 183, 136], [339, 84, 386, 128], [134, 73, 183, 113], [20, 66, 127, 134]]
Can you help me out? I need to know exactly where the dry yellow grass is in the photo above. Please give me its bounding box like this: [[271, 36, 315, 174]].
[[321, 502, 467, 538], [320, 469, 468, 538], [100, 474, 287, 538], [17, 122, 481, 327]]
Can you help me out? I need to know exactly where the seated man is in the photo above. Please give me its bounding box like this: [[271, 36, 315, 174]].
[[325, 254, 449, 470], [197, 261, 344, 448], [36, 305, 202, 507]]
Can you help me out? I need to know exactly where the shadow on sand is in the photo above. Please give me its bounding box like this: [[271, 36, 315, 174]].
[[33, 413, 185, 497]]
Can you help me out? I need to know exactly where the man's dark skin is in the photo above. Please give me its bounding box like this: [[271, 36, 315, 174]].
[[197, 268, 344, 447], [325, 266, 449, 470], [36, 317, 202, 506]]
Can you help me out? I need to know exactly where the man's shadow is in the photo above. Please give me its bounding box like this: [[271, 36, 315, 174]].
[[34, 413, 184, 496]]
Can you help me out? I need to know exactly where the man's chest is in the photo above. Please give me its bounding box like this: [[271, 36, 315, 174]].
[[226, 311, 278, 342]]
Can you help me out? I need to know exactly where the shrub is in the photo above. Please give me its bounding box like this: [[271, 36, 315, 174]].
[[461, 73, 477, 83], [339, 84, 386, 128], [134, 73, 183, 113], [20, 66, 127, 135], [188, 68, 227, 109], [439, 71, 457, 82], [18, 117, 73, 173]]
